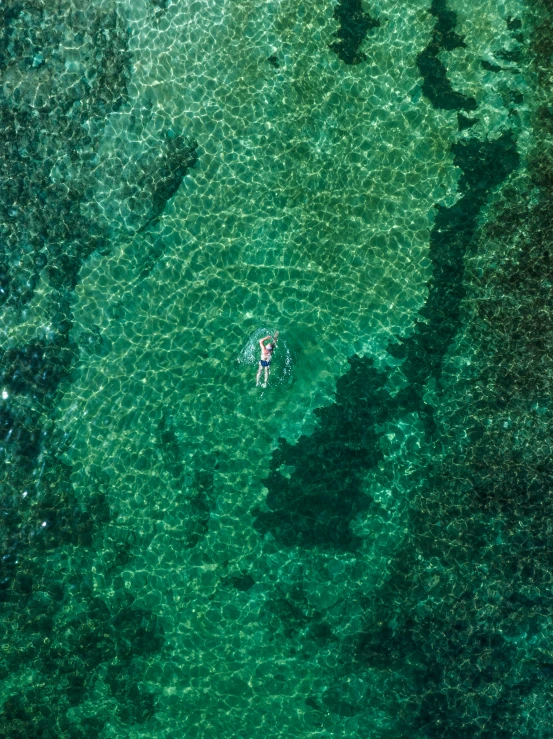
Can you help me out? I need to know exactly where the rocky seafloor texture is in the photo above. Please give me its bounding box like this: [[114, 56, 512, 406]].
[[0, 0, 552, 737], [0, 1, 164, 737]]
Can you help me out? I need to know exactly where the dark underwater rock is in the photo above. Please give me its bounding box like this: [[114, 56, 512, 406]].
[[329, 0, 380, 66]]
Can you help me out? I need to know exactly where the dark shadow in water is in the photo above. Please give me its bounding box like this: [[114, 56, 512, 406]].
[[0, 2, 130, 304], [137, 134, 198, 235], [256, 7, 529, 729], [458, 113, 478, 130], [389, 132, 520, 399], [253, 356, 392, 550], [156, 415, 214, 548], [416, 0, 477, 111], [329, 0, 380, 65], [256, 131, 519, 554], [0, 2, 166, 736]]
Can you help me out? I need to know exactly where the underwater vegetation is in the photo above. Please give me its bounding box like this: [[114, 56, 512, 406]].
[[329, 0, 380, 65], [138, 134, 199, 234], [0, 0, 552, 735], [0, 1, 166, 735], [416, 0, 477, 111], [256, 0, 553, 736]]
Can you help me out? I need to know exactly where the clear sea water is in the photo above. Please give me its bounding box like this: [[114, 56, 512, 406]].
[[1, 0, 552, 737]]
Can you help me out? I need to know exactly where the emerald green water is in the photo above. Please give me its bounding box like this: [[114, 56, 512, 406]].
[[1, 0, 552, 736]]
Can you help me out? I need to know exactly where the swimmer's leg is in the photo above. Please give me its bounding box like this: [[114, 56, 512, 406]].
[[256, 364, 263, 386], [262, 366, 269, 388]]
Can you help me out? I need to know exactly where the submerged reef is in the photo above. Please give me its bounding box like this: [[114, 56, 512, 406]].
[[389, 132, 520, 401], [258, 131, 520, 553], [417, 0, 477, 111], [138, 134, 199, 234], [329, 0, 380, 65], [254, 356, 392, 551], [0, 1, 130, 305], [0, 0, 551, 735], [0, 1, 165, 736], [257, 0, 553, 736]]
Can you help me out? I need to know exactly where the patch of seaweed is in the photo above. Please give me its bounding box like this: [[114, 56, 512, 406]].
[[0, 1, 131, 306], [253, 356, 392, 550], [137, 133, 198, 234], [256, 130, 519, 556], [253, 2, 548, 735], [416, 0, 477, 111], [329, 0, 380, 65], [0, 1, 166, 734]]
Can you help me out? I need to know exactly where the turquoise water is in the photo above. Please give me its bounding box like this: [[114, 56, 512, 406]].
[[1, 0, 552, 736]]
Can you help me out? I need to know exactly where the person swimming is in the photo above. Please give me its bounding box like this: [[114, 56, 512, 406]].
[[256, 332, 279, 388]]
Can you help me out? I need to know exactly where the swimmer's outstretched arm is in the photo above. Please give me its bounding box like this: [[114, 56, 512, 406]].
[[259, 335, 271, 347]]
